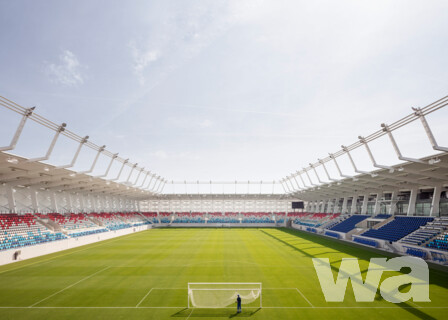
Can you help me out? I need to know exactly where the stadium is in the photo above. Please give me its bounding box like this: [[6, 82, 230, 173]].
[[1, 1, 448, 319]]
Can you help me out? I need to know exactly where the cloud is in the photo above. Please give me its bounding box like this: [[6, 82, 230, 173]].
[[129, 41, 160, 85], [127, 1, 270, 88], [45, 50, 85, 86]]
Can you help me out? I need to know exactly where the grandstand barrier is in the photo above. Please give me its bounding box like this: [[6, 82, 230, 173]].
[[325, 231, 341, 239], [393, 242, 448, 265], [404, 246, 427, 259], [353, 236, 378, 248], [163, 223, 278, 228], [291, 222, 323, 234], [0, 224, 152, 266]]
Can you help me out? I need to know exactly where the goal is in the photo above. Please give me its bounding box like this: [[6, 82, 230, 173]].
[[188, 282, 262, 308]]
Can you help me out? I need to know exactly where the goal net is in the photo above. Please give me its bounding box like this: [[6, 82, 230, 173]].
[[188, 282, 262, 308]]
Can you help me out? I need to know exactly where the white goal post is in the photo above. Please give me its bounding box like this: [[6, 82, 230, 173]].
[[188, 282, 262, 308]]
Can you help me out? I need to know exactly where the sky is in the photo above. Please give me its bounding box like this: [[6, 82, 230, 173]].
[[0, 0, 448, 193]]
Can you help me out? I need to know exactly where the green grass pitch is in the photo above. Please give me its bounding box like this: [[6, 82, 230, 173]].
[[0, 228, 447, 319]]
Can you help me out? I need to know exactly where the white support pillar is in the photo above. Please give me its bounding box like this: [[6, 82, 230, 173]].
[[30, 188, 39, 213], [407, 187, 419, 216], [341, 197, 348, 214], [351, 195, 358, 214], [389, 190, 398, 215], [305, 201, 311, 212], [5, 185, 16, 213], [308, 201, 314, 212], [373, 193, 382, 216], [90, 194, 97, 212], [79, 194, 86, 213], [361, 194, 369, 215], [430, 185, 442, 217], [326, 199, 333, 213], [137, 200, 141, 212], [67, 193, 73, 213], [99, 196, 106, 212], [50, 192, 59, 213]]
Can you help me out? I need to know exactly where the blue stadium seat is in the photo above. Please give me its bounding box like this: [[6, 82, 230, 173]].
[[362, 217, 433, 242], [329, 215, 369, 233]]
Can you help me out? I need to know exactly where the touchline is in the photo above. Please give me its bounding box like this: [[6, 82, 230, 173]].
[[312, 256, 430, 303]]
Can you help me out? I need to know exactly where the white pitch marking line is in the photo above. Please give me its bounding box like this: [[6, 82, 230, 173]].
[[264, 288, 299, 290], [0, 306, 447, 309], [409, 300, 422, 308], [29, 266, 111, 307], [136, 288, 154, 308], [186, 308, 194, 320], [296, 288, 314, 308]]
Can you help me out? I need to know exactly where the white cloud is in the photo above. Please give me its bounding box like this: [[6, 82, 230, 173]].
[[127, 1, 270, 88], [46, 50, 85, 86], [129, 41, 160, 85]]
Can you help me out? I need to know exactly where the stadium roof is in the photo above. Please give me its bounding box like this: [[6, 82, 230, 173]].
[[1, 95, 447, 200]]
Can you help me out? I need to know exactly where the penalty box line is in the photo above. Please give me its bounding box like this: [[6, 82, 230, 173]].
[[133, 287, 314, 309], [29, 266, 111, 308], [1, 306, 448, 309], [136, 288, 154, 307], [135, 287, 186, 308]]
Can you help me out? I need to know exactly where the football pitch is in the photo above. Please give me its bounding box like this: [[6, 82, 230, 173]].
[[0, 228, 447, 320]]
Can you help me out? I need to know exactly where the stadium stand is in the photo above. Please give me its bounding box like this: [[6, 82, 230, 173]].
[[159, 212, 172, 223], [361, 216, 434, 242], [373, 214, 392, 219], [293, 213, 339, 227], [0, 213, 66, 251], [287, 212, 305, 217], [399, 217, 448, 246], [241, 212, 273, 223], [426, 232, 448, 251], [208, 212, 239, 224], [274, 212, 286, 223], [36, 213, 97, 231], [88, 213, 132, 230], [141, 212, 159, 224], [173, 212, 205, 223], [328, 215, 369, 233], [118, 212, 151, 226]]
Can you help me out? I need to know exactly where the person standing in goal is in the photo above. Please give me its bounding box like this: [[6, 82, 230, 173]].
[[236, 294, 242, 313]]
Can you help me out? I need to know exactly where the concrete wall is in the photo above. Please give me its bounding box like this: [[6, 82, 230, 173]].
[[0, 225, 152, 266]]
